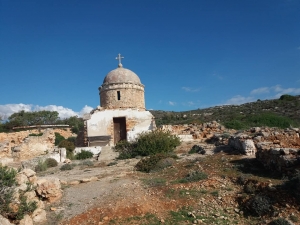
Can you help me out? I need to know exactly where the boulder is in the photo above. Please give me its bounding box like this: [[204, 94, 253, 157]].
[[0, 214, 13, 225], [32, 208, 47, 223], [242, 139, 256, 156], [35, 177, 62, 203], [19, 214, 33, 225]]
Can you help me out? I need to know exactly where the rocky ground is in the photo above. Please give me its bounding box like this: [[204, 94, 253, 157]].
[[32, 140, 300, 225]]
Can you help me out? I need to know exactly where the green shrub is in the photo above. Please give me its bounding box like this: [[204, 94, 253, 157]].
[[0, 165, 17, 187], [58, 140, 75, 159], [115, 140, 137, 159], [135, 130, 181, 156], [60, 164, 74, 171], [188, 145, 205, 154], [55, 132, 65, 146], [15, 195, 37, 220], [0, 165, 17, 217], [178, 170, 208, 183], [116, 131, 180, 159], [35, 160, 48, 172], [75, 150, 93, 160], [247, 194, 273, 217], [44, 158, 58, 168], [135, 154, 175, 173], [67, 136, 76, 145], [279, 94, 297, 101], [223, 120, 246, 130]]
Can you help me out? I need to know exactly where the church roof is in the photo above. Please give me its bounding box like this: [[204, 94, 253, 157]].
[[103, 66, 142, 85]]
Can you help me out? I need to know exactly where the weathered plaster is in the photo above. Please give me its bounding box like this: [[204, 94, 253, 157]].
[[86, 109, 154, 145]]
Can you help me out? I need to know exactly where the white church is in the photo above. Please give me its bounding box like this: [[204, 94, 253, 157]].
[[83, 54, 156, 147]]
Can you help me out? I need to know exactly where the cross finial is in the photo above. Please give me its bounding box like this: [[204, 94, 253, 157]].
[[116, 53, 124, 68]]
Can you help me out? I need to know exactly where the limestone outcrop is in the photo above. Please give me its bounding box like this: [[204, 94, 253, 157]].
[[0, 168, 62, 224]]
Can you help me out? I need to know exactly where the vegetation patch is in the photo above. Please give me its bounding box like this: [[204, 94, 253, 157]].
[[35, 160, 48, 172], [135, 154, 177, 173], [60, 164, 75, 171], [177, 170, 208, 183], [142, 177, 166, 187], [76, 150, 93, 160], [115, 130, 180, 159], [44, 158, 58, 168]]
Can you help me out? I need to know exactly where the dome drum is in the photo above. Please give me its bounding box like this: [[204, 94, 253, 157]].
[[99, 62, 145, 110]]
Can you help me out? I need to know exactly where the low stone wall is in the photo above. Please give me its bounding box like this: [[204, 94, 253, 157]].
[[21, 148, 66, 170], [74, 146, 101, 157], [227, 127, 300, 174], [0, 128, 74, 160]]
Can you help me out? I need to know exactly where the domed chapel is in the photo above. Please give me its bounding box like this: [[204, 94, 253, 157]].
[[83, 54, 155, 146]]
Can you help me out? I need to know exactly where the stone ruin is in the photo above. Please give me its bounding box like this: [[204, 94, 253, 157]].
[[160, 122, 300, 174], [0, 128, 73, 167]]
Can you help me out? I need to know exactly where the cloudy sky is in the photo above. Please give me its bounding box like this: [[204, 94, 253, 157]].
[[1, 0, 299, 120]]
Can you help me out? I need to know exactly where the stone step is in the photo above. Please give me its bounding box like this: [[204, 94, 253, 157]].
[[98, 146, 119, 161]]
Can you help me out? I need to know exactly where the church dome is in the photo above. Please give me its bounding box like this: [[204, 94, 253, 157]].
[[103, 67, 141, 84]]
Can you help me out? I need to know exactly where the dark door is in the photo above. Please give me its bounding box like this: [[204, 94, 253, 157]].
[[113, 117, 126, 144]]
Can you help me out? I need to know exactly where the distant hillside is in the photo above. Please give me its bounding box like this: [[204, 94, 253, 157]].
[[150, 94, 300, 129]]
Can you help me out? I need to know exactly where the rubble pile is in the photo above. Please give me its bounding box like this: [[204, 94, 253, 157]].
[[160, 121, 227, 139]]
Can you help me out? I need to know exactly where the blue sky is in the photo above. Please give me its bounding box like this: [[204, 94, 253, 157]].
[[1, 0, 300, 119]]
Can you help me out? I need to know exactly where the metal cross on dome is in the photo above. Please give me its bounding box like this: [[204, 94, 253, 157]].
[[116, 53, 124, 67]]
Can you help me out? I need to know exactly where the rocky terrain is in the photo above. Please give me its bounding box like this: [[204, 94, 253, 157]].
[[1, 122, 300, 225]]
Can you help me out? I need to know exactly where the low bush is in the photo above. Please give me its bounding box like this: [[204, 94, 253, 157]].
[[58, 140, 75, 159], [116, 130, 180, 159], [115, 140, 137, 159], [76, 150, 93, 160], [35, 160, 48, 172], [178, 170, 208, 183], [0, 165, 17, 187], [246, 194, 273, 217], [0, 165, 17, 217], [279, 94, 297, 101], [282, 173, 300, 202], [135, 154, 176, 173], [55, 132, 65, 146], [135, 130, 181, 156], [79, 160, 94, 167], [44, 158, 58, 168], [15, 195, 37, 220], [151, 157, 176, 172], [60, 164, 75, 171], [188, 145, 205, 154]]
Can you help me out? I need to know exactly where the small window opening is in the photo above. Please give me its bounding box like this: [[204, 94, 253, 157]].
[[117, 91, 121, 100]]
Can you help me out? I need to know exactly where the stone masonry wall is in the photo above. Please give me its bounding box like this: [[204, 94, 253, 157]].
[[100, 83, 145, 110]]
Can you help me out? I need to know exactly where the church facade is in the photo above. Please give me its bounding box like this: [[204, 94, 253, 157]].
[[83, 54, 155, 146]]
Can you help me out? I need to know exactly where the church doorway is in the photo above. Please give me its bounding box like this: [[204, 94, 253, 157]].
[[113, 117, 127, 144]]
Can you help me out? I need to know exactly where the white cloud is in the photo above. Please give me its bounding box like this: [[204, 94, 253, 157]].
[[168, 101, 176, 106], [0, 104, 93, 120], [181, 87, 200, 92], [271, 85, 300, 97], [224, 95, 254, 105], [250, 87, 270, 95]]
